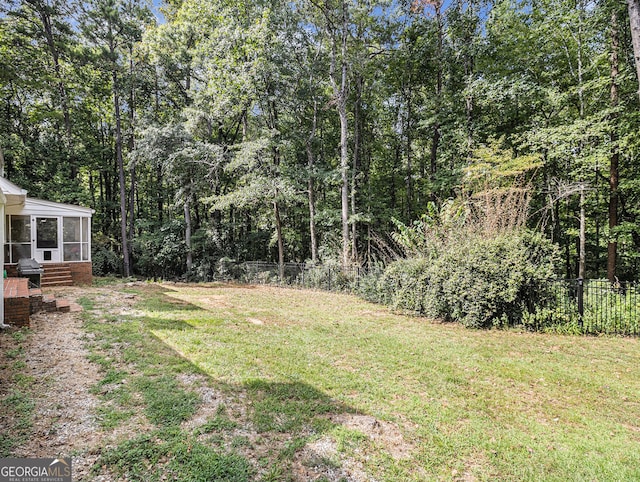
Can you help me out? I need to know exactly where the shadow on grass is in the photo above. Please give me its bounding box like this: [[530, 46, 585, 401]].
[[245, 379, 351, 433], [90, 285, 360, 481], [134, 285, 203, 314]]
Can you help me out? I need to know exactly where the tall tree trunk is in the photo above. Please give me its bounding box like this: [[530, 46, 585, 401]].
[[430, 0, 444, 197], [336, 1, 350, 268], [33, 1, 75, 179], [577, 0, 586, 119], [339, 101, 350, 268], [405, 85, 413, 218], [128, 46, 136, 255], [267, 95, 285, 278], [352, 75, 363, 263], [579, 185, 586, 280], [184, 193, 193, 272], [274, 200, 284, 280], [627, 0, 640, 100], [306, 100, 319, 264], [110, 36, 130, 277], [608, 8, 620, 282], [157, 164, 163, 225], [464, 4, 475, 160], [324, 0, 351, 268], [32, 0, 79, 190]]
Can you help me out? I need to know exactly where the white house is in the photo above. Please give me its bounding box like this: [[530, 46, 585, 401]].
[[1, 177, 94, 288]]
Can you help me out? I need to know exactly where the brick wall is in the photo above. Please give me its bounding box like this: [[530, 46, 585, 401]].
[[6, 297, 30, 326], [69, 262, 92, 286], [29, 288, 43, 314], [5, 262, 93, 286], [4, 278, 30, 327]]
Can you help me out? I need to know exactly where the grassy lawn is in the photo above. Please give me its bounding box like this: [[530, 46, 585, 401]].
[[84, 282, 640, 481]]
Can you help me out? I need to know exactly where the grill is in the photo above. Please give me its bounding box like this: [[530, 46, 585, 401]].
[[17, 258, 44, 288]]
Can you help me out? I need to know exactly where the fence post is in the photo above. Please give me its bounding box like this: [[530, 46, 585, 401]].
[[577, 278, 584, 328]]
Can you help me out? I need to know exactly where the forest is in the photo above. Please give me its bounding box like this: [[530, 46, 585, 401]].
[[1, 0, 640, 282]]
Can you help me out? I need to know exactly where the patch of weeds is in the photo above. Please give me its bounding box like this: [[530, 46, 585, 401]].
[[97, 369, 128, 386], [5, 347, 23, 359], [278, 437, 307, 461], [77, 296, 96, 311], [96, 428, 252, 481], [231, 435, 251, 449], [12, 360, 26, 370], [86, 353, 112, 370], [331, 425, 369, 453], [0, 390, 35, 455], [13, 373, 35, 388], [195, 415, 237, 435], [10, 330, 29, 343], [259, 465, 290, 482], [207, 434, 226, 447], [195, 404, 237, 435], [135, 376, 199, 427], [96, 405, 135, 429]]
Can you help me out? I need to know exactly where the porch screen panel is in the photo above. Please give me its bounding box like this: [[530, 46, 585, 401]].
[[63, 217, 89, 261], [82, 217, 89, 261], [63, 217, 81, 261], [5, 215, 31, 263]]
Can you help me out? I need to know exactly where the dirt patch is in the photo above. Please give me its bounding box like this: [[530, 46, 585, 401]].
[[291, 436, 375, 482], [177, 373, 226, 432], [331, 414, 414, 461]]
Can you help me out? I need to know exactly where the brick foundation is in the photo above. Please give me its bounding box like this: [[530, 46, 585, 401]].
[[69, 262, 92, 286], [4, 278, 30, 327], [5, 262, 93, 286]]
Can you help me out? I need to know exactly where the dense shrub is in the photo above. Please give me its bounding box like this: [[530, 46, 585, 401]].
[[92, 234, 122, 276], [132, 221, 186, 279], [375, 231, 560, 328]]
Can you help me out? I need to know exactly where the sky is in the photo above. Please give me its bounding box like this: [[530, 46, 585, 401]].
[[152, 0, 165, 24]]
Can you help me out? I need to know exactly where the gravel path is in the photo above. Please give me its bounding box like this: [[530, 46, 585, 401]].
[[3, 298, 104, 480]]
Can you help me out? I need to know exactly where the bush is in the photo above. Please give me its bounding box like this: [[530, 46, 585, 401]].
[[132, 221, 186, 279], [377, 231, 560, 328], [92, 234, 122, 276]]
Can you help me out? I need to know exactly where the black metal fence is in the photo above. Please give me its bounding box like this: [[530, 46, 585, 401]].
[[544, 279, 640, 335], [231, 262, 639, 336]]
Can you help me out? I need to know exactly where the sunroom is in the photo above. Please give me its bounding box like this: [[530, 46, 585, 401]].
[[1, 177, 93, 287]]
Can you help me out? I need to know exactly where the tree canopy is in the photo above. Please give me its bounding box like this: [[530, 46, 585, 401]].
[[2, 0, 640, 280]]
